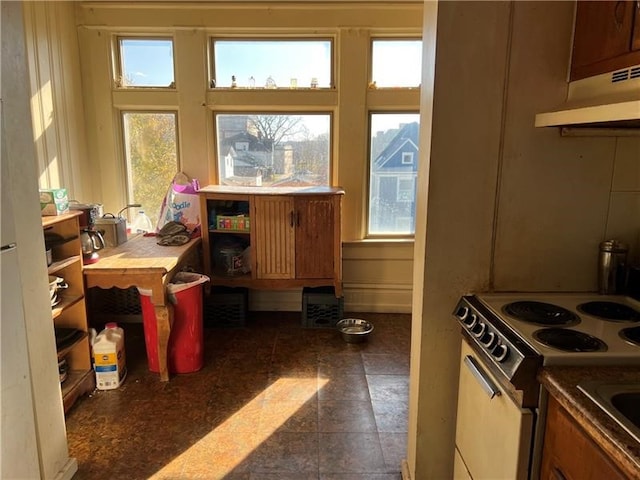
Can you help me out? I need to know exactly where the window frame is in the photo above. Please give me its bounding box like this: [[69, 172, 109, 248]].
[[370, 37, 423, 89], [212, 110, 334, 188], [114, 35, 177, 89], [365, 110, 420, 238], [209, 36, 335, 90], [120, 109, 181, 222]]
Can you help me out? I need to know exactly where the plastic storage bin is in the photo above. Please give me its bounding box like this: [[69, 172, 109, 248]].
[[139, 272, 209, 374], [302, 286, 344, 328], [204, 287, 248, 328]]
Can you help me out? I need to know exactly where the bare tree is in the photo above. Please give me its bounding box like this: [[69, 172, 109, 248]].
[[249, 115, 305, 167]]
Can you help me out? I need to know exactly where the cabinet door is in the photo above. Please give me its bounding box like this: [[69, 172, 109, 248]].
[[571, 1, 639, 80], [633, 2, 640, 51], [540, 396, 627, 480], [295, 195, 336, 279], [253, 195, 295, 279]]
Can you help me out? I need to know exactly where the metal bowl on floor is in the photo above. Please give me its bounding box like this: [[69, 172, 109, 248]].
[[336, 318, 374, 343]]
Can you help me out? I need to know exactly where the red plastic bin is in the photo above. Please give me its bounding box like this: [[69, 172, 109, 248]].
[[139, 272, 209, 374]]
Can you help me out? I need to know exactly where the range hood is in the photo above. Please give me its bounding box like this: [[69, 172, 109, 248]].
[[535, 65, 640, 133]]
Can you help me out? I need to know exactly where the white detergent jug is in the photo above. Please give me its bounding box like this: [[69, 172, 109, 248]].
[[93, 322, 127, 390]]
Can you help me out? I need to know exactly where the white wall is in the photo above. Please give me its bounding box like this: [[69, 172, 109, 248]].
[[23, 1, 91, 203]]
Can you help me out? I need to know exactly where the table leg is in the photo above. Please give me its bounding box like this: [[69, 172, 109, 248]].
[[154, 304, 173, 381]]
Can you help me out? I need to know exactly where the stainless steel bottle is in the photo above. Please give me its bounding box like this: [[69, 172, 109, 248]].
[[598, 240, 628, 294]]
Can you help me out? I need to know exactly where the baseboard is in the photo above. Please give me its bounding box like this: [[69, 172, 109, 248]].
[[401, 459, 412, 480], [247, 285, 413, 313], [52, 457, 77, 480]]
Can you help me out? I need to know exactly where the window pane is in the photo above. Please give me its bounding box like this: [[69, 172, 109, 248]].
[[119, 38, 174, 88], [371, 40, 422, 88], [122, 112, 178, 226], [213, 40, 331, 89], [368, 113, 420, 235], [216, 114, 330, 187]]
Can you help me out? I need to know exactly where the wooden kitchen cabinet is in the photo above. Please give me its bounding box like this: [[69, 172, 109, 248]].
[[42, 212, 95, 413], [198, 185, 344, 296], [571, 0, 640, 81], [540, 395, 627, 480]]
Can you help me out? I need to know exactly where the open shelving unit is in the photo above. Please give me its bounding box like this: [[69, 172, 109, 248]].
[[43, 211, 95, 413]]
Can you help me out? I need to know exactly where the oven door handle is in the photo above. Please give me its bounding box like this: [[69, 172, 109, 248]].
[[463, 355, 502, 399]]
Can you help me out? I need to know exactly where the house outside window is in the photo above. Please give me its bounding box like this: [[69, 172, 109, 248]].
[[215, 113, 331, 187], [402, 152, 414, 165], [368, 113, 420, 236]]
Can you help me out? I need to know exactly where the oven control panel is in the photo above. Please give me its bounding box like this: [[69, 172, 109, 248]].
[[453, 295, 541, 385]]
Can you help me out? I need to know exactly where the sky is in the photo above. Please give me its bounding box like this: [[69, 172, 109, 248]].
[[120, 38, 422, 132]]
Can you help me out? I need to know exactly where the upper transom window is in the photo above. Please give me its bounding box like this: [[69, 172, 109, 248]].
[[371, 39, 422, 88], [117, 37, 175, 88], [211, 39, 332, 89]]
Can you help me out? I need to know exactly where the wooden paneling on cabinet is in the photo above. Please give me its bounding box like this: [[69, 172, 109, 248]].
[[42, 212, 95, 413], [540, 395, 627, 480], [199, 185, 344, 296], [571, 1, 640, 81]]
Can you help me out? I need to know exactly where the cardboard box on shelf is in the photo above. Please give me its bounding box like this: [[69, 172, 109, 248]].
[[39, 188, 69, 216]]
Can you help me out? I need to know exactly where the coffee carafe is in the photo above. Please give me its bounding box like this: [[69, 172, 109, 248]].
[[81, 229, 105, 264], [598, 240, 628, 294]]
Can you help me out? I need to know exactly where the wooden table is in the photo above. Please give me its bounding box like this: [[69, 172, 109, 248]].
[[83, 234, 201, 381]]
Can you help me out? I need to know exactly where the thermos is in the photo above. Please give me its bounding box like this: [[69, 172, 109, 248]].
[[598, 240, 628, 294]]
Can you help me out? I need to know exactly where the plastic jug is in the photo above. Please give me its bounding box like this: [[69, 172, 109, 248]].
[[92, 322, 127, 390], [131, 210, 153, 234]]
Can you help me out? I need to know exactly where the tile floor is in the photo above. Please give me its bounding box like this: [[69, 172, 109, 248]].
[[65, 311, 411, 480]]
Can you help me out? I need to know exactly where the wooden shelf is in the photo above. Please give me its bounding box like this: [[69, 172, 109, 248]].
[[209, 229, 250, 235], [42, 213, 93, 414], [61, 369, 95, 414], [56, 330, 88, 360], [48, 255, 82, 275], [51, 294, 84, 320]]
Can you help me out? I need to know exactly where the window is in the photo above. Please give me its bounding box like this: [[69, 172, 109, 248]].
[[402, 152, 414, 165], [212, 39, 332, 89], [117, 38, 175, 88], [368, 113, 420, 236], [371, 39, 422, 88], [122, 112, 179, 225], [215, 113, 330, 187]]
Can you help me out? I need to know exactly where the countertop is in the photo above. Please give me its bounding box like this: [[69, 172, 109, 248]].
[[538, 366, 640, 479]]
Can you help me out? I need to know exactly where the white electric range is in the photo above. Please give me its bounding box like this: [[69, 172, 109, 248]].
[[474, 293, 640, 366], [452, 293, 640, 480]]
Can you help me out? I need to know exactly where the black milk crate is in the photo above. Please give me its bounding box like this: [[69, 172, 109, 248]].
[[302, 286, 344, 328], [204, 287, 248, 328], [88, 286, 142, 323]]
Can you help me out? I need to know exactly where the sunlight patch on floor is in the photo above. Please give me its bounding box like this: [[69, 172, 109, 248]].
[[149, 376, 328, 478]]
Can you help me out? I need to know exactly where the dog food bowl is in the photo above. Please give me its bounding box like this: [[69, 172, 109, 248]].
[[336, 318, 374, 343]]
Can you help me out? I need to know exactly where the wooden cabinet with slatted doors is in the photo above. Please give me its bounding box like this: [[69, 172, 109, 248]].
[[199, 185, 344, 296]]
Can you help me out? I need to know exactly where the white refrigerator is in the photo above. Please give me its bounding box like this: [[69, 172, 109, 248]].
[[1, 103, 41, 478]]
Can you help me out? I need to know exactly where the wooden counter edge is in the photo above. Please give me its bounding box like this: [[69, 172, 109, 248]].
[[538, 366, 640, 480]]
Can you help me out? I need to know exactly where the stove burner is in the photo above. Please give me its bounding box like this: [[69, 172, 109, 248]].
[[532, 328, 608, 352], [619, 326, 640, 346], [503, 301, 580, 327], [577, 301, 640, 322]]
